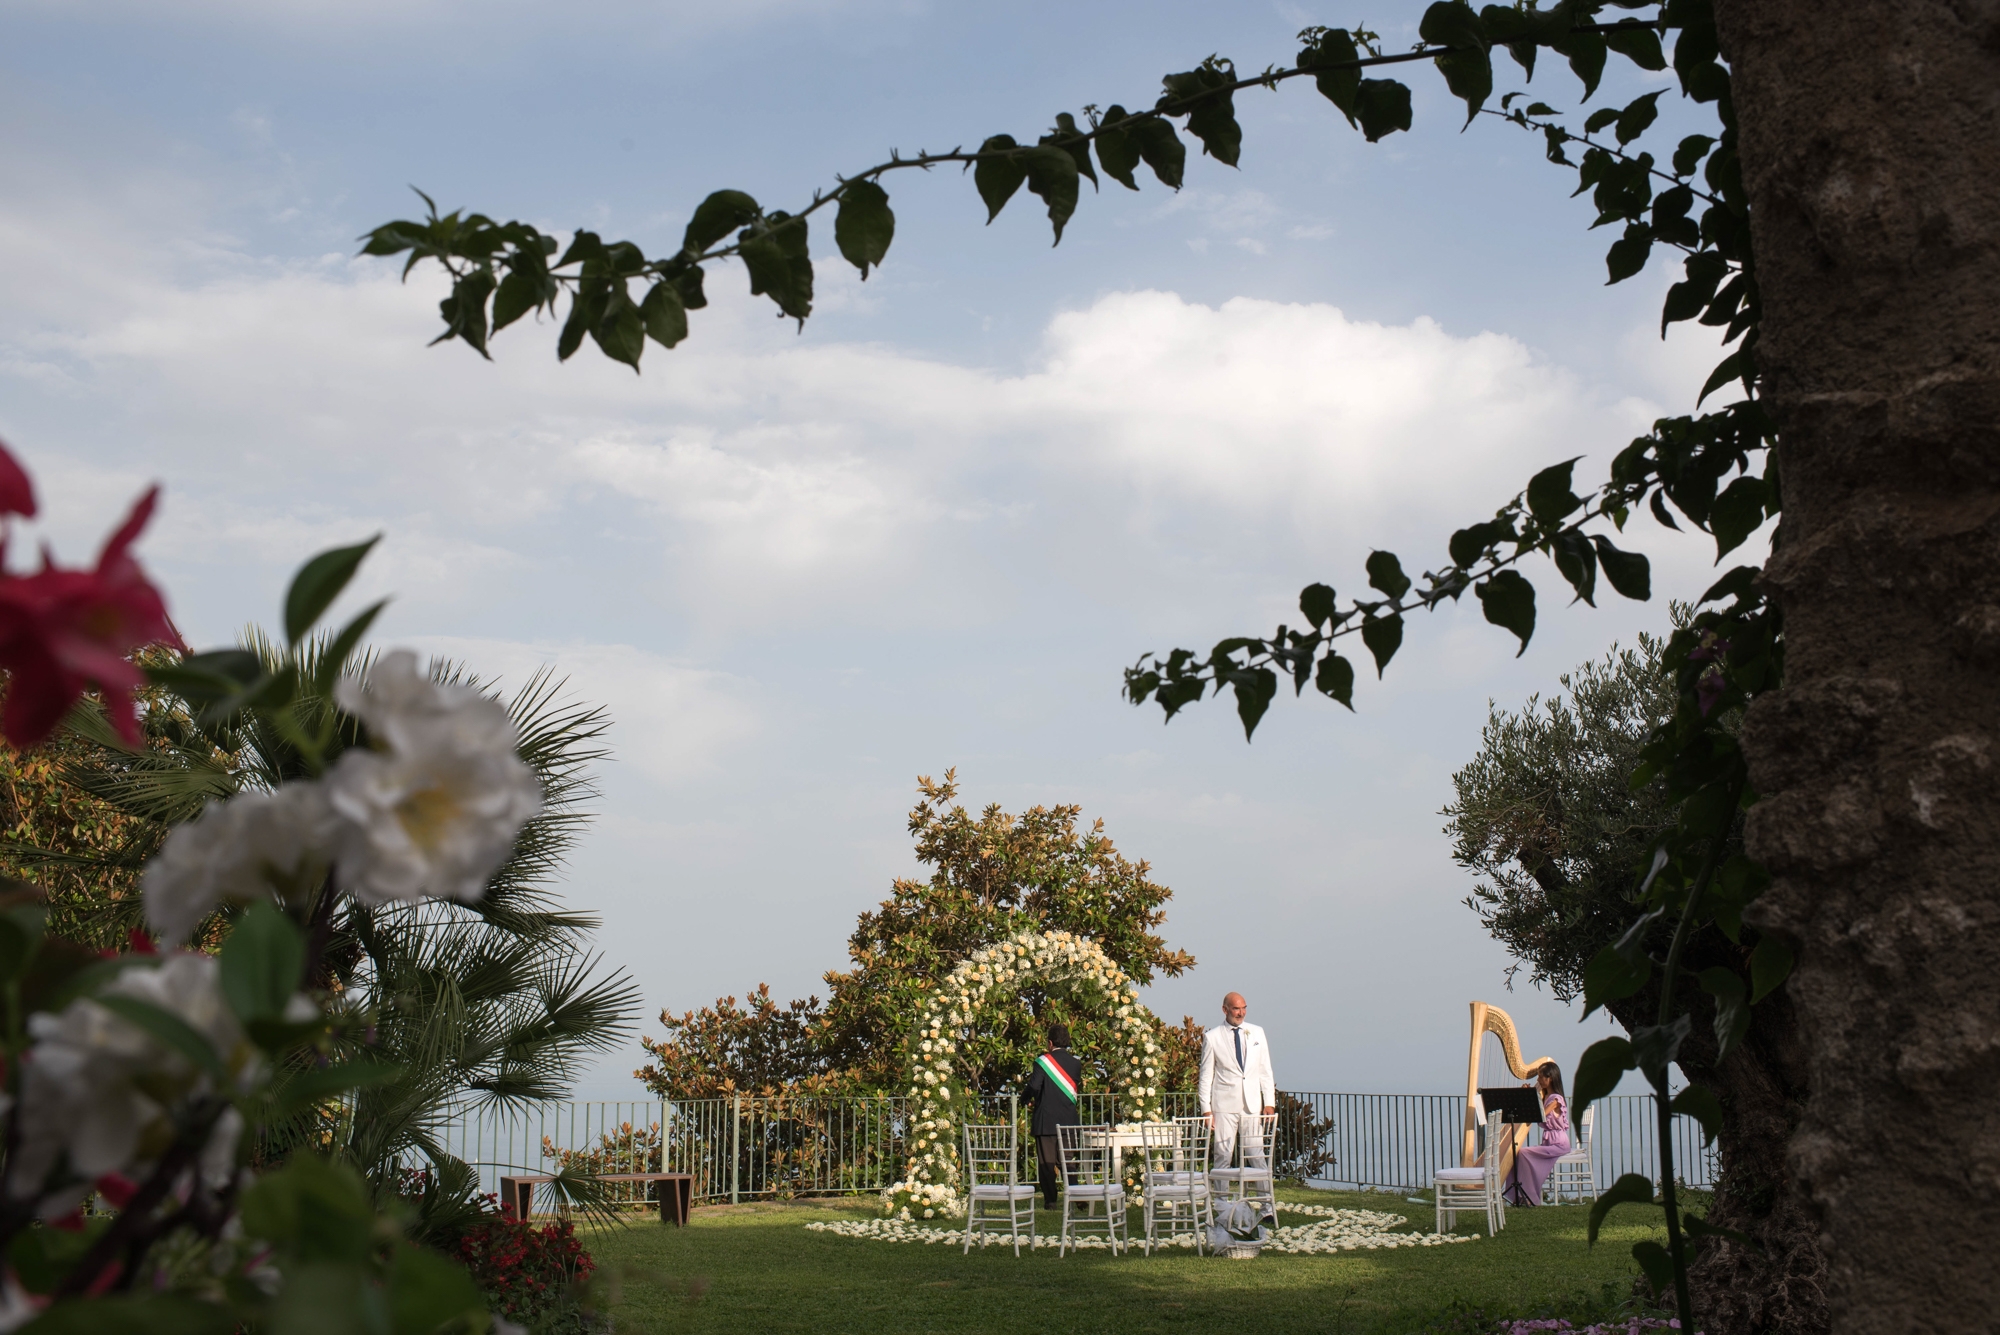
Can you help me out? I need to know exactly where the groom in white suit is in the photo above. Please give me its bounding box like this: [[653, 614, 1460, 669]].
[[1199, 991, 1277, 1216]]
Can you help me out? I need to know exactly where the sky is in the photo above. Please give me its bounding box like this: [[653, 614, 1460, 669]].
[[0, 1, 1745, 1099]]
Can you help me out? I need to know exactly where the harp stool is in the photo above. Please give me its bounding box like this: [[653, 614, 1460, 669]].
[[962, 1123, 1036, 1256], [1433, 1107, 1507, 1236], [1548, 1103, 1597, 1203]]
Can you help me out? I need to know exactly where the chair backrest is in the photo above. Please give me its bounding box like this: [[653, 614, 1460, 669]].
[[1245, 1111, 1280, 1160], [1482, 1110, 1506, 1191], [963, 1123, 1017, 1188], [1057, 1124, 1117, 1186], [1577, 1103, 1595, 1151], [1141, 1118, 1209, 1178]]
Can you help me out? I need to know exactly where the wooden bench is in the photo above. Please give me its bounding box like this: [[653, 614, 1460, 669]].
[[498, 1172, 694, 1225]]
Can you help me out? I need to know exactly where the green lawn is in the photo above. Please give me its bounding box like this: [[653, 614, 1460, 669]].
[[581, 1186, 1668, 1335]]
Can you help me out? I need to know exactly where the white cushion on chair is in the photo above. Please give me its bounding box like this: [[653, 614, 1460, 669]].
[[1433, 1167, 1486, 1182], [969, 1183, 1037, 1199]]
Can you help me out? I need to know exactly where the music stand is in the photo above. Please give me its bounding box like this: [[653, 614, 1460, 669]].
[[1478, 1086, 1544, 1125]]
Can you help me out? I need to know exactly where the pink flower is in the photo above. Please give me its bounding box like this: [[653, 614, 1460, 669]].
[[0, 473, 182, 750]]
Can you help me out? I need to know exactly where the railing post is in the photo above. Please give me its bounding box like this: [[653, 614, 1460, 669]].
[[730, 1095, 742, 1205]]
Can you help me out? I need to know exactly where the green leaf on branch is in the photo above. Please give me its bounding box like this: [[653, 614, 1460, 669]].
[[1042, 112, 1099, 189], [271, 1061, 402, 1116], [1476, 570, 1536, 655], [1552, 529, 1598, 605], [1671, 1084, 1725, 1146], [1587, 1173, 1658, 1244], [1709, 475, 1769, 559], [1583, 942, 1651, 1018], [1630, 1015, 1691, 1087], [242, 1156, 376, 1263], [1094, 107, 1144, 189], [1698, 348, 1746, 405], [433, 267, 496, 356], [0, 909, 41, 986], [834, 180, 895, 278], [683, 189, 760, 256], [95, 994, 228, 1082], [314, 600, 387, 692], [1353, 80, 1414, 142], [1614, 90, 1665, 145], [1022, 146, 1081, 243], [1630, 1240, 1675, 1297], [1361, 615, 1403, 678], [1366, 551, 1411, 600], [975, 135, 1027, 220], [1448, 517, 1513, 568], [589, 284, 645, 369], [1603, 20, 1668, 72], [285, 538, 380, 645], [19, 1296, 237, 1335], [1160, 61, 1243, 167], [1673, 134, 1717, 177], [1526, 457, 1583, 523], [1299, 582, 1338, 629], [671, 263, 708, 311], [737, 211, 813, 325], [1315, 652, 1356, 710], [1572, 1037, 1636, 1121], [639, 279, 689, 349], [221, 900, 305, 1026], [1606, 224, 1654, 283], [387, 1242, 486, 1335], [1590, 534, 1651, 600], [1298, 29, 1362, 127], [1697, 966, 1751, 1059], [1552, 30, 1607, 101], [1431, 36, 1494, 125], [1749, 934, 1795, 1003], [1228, 666, 1278, 739], [1418, 1, 1486, 51]]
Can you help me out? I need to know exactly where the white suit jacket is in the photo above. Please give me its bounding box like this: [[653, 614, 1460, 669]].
[[1197, 1022, 1276, 1113]]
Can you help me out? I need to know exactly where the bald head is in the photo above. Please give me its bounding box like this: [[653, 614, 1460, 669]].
[[1222, 993, 1247, 1024]]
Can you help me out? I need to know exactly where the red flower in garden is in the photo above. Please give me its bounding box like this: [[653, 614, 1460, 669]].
[[0, 442, 36, 519], [0, 443, 181, 749]]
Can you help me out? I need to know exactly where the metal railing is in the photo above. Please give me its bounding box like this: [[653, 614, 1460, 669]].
[[427, 1090, 1717, 1210]]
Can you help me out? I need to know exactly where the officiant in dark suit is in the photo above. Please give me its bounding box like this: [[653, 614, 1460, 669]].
[[1024, 1023, 1083, 1208]]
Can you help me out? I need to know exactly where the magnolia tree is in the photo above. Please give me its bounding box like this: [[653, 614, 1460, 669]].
[[0, 442, 548, 1333]]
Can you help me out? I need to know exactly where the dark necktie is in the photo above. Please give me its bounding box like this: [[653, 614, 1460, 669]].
[[1234, 1026, 1243, 1069]]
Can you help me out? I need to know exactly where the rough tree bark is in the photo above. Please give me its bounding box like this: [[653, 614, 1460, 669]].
[[1608, 954, 1824, 1334], [1715, 3, 2000, 1332]]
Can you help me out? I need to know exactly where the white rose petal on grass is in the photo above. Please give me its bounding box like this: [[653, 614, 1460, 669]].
[[9, 954, 252, 1213], [142, 784, 336, 945], [327, 650, 542, 906]]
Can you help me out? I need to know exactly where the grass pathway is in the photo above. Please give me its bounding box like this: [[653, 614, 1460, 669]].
[[582, 1187, 1665, 1334]]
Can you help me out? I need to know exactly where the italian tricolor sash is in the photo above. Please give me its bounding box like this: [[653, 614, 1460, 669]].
[[1036, 1052, 1078, 1102]]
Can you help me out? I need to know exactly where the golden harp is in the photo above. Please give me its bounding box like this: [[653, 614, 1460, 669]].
[[1463, 1001, 1557, 1175]]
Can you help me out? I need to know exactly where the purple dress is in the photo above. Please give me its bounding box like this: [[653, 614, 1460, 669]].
[[1509, 1095, 1572, 1206]]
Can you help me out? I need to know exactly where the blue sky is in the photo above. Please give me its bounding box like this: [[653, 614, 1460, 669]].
[[1, 1, 1740, 1097]]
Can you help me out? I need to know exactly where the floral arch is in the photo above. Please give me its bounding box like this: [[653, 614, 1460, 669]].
[[886, 929, 1165, 1219]]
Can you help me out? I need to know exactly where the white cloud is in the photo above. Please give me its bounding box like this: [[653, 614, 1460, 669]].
[[414, 636, 763, 786]]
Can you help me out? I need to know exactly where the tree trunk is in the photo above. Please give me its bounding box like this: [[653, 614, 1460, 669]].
[[1713, 4, 2000, 1332], [1612, 938, 1826, 1335]]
